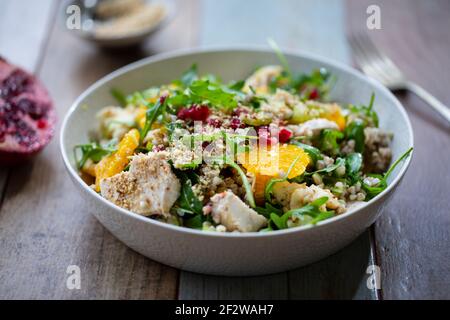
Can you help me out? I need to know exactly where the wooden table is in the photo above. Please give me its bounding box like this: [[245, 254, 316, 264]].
[[1, 0, 449, 299]]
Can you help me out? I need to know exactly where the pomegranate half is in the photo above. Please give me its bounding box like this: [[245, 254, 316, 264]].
[[0, 57, 56, 165]]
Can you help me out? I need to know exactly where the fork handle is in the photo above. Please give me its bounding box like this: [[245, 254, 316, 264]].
[[406, 82, 450, 124]]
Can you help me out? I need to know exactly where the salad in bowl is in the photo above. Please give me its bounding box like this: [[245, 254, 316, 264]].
[[74, 59, 412, 234]]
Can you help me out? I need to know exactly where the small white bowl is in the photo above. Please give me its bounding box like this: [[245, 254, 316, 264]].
[[60, 47, 413, 276], [66, 0, 176, 48]]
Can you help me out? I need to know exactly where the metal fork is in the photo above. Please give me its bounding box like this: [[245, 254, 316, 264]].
[[349, 33, 450, 124]]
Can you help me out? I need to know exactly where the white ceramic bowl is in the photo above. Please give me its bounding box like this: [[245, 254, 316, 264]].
[[66, 0, 176, 48], [60, 47, 413, 276]]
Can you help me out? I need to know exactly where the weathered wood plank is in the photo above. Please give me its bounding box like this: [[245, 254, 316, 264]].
[[347, 0, 450, 299], [0, 0, 200, 299], [179, 0, 377, 300], [179, 273, 289, 300], [288, 231, 378, 300]]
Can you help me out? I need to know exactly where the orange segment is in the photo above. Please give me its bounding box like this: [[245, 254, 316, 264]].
[[238, 144, 310, 204], [253, 174, 272, 205], [95, 129, 140, 191], [324, 104, 346, 130], [239, 144, 310, 178]]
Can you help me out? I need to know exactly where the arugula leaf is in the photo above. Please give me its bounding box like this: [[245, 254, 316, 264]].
[[344, 120, 365, 153], [255, 203, 283, 219], [166, 122, 183, 142], [364, 93, 379, 127], [184, 215, 203, 229], [270, 212, 289, 230], [292, 142, 323, 164], [208, 132, 256, 208], [292, 68, 331, 100], [363, 147, 413, 199], [166, 93, 191, 108], [173, 171, 203, 216], [188, 80, 237, 109], [268, 38, 292, 78], [319, 129, 344, 155], [110, 88, 127, 107], [227, 160, 256, 208], [265, 155, 303, 203], [309, 210, 335, 225], [306, 157, 346, 176], [135, 141, 153, 154], [269, 197, 333, 230], [140, 96, 167, 143], [74, 142, 116, 169], [265, 39, 332, 98], [180, 64, 198, 87], [228, 80, 245, 92], [345, 153, 363, 184], [349, 93, 379, 127], [247, 95, 267, 109]]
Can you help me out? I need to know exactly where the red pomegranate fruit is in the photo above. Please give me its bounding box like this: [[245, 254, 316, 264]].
[[0, 57, 56, 165]]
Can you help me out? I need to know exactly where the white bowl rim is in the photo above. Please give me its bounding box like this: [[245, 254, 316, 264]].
[[60, 45, 414, 239]]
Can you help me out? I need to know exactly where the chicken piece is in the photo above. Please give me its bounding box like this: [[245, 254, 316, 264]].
[[100, 152, 180, 217], [243, 65, 282, 94], [288, 118, 339, 137], [272, 182, 345, 214], [210, 191, 267, 232]]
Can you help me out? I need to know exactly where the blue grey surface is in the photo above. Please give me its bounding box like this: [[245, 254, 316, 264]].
[[199, 0, 350, 64]]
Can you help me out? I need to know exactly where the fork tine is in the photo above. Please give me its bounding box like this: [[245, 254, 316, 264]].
[[348, 36, 369, 68], [349, 35, 391, 83], [353, 33, 403, 77]]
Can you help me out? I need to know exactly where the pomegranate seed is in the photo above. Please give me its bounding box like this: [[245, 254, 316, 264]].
[[207, 118, 222, 127], [308, 88, 319, 100], [37, 119, 47, 129], [0, 70, 30, 99], [230, 117, 245, 129], [202, 141, 210, 149], [152, 145, 166, 152], [233, 107, 249, 117], [278, 128, 292, 143], [159, 95, 167, 104], [177, 108, 189, 120]]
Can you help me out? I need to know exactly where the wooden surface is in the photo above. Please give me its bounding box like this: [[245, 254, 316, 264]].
[[347, 0, 450, 300], [0, 0, 448, 299]]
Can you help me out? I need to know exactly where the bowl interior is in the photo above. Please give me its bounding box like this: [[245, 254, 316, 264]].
[[61, 48, 413, 231]]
